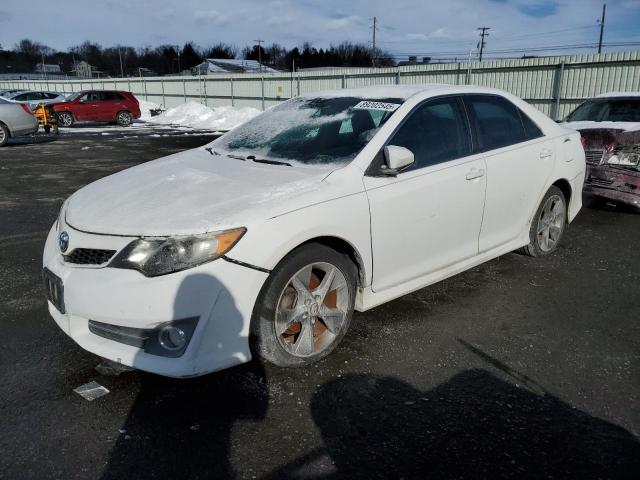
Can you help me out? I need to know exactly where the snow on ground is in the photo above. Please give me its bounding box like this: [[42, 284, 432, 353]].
[[145, 101, 261, 131], [137, 98, 162, 121]]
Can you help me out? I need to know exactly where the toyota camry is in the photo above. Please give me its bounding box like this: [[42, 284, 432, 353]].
[[43, 85, 586, 377]]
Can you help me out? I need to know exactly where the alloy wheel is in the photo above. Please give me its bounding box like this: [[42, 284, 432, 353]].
[[536, 194, 565, 252], [275, 262, 350, 358]]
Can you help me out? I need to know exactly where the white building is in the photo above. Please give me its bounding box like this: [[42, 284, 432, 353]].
[[193, 58, 280, 75]]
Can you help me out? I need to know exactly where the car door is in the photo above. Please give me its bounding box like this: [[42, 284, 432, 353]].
[[364, 96, 487, 293], [462, 95, 554, 252], [73, 93, 97, 121]]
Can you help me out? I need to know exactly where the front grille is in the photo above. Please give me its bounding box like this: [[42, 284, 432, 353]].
[[63, 248, 116, 265], [585, 149, 604, 166], [588, 177, 614, 187]]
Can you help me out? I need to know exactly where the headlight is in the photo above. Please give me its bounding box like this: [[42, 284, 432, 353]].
[[606, 147, 640, 170], [109, 227, 246, 277]]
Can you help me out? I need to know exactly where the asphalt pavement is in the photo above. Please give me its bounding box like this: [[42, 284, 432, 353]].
[[0, 125, 638, 480]]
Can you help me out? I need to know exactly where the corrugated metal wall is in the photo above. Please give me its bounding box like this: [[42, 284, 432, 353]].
[[2, 51, 639, 120]]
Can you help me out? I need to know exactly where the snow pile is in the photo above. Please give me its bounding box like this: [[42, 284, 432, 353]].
[[136, 98, 162, 121], [148, 102, 261, 131]]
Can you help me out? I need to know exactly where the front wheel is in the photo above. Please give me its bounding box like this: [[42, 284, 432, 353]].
[[250, 243, 357, 367], [116, 110, 133, 127], [57, 111, 74, 127], [519, 186, 567, 257], [0, 124, 8, 147]]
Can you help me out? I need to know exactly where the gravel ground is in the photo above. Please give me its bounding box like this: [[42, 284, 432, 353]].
[[0, 126, 638, 480]]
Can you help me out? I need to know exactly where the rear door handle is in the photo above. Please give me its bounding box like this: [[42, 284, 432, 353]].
[[466, 168, 485, 180], [540, 149, 553, 159]]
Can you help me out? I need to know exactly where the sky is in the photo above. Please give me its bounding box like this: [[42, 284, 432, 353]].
[[0, 0, 639, 60]]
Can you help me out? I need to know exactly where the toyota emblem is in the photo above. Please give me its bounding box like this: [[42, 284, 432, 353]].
[[59, 231, 69, 253]]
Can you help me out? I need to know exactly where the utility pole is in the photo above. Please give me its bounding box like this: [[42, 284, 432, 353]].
[[598, 3, 606, 54], [371, 16, 378, 67], [477, 27, 490, 62], [41, 52, 46, 80], [253, 39, 264, 73], [118, 48, 124, 78]]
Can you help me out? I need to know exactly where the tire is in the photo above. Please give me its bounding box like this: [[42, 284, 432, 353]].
[[57, 111, 74, 127], [250, 243, 357, 368], [116, 110, 133, 127], [0, 123, 8, 147], [519, 186, 567, 257]]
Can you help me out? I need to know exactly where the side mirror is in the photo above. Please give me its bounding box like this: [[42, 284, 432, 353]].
[[381, 145, 414, 176]]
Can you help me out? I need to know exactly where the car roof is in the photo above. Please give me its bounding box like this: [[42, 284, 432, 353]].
[[301, 84, 451, 100], [300, 84, 527, 102]]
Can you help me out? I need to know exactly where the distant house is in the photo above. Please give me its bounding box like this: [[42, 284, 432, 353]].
[[192, 58, 280, 75], [34, 63, 63, 74], [72, 61, 93, 78], [137, 67, 157, 77]]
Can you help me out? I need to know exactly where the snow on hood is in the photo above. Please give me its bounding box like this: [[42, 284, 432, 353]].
[[65, 148, 338, 237], [562, 121, 640, 133]]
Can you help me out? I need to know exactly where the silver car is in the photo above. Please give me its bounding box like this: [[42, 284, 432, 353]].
[[4, 90, 66, 110], [0, 98, 39, 146]]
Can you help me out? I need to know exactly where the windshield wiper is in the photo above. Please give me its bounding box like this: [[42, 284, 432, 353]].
[[204, 147, 219, 156], [227, 153, 248, 161], [247, 155, 292, 167]]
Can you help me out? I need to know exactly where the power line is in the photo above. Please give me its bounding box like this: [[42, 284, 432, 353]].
[[477, 27, 490, 61]]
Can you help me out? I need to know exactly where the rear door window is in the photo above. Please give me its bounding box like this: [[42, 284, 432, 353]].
[[464, 95, 528, 152]]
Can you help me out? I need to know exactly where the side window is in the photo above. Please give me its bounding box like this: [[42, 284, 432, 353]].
[[14, 93, 29, 101], [102, 92, 117, 101], [78, 93, 90, 102], [465, 95, 527, 152], [389, 96, 471, 170], [519, 110, 543, 140]]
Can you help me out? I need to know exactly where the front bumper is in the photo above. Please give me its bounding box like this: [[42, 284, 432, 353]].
[[43, 223, 268, 377], [584, 165, 640, 210]]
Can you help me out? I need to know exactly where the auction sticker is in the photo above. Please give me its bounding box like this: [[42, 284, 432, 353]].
[[353, 101, 401, 112]]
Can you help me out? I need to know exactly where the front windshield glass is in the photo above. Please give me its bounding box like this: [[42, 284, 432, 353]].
[[66, 92, 83, 101], [213, 96, 403, 165], [566, 98, 640, 122]]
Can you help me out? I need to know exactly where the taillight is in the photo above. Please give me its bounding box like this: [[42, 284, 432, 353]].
[[19, 104, 34, 115]]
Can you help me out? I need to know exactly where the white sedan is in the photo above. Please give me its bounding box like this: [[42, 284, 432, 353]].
[[43, 85, 586, 377]]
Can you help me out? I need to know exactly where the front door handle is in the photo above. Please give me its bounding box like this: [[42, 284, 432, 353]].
[[540, 149, 553, 159], [466, 168, 485, 180]]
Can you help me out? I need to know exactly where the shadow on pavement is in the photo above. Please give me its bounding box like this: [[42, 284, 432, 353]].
[[100, 273, 268, 479], [267, 348, 640, 479]]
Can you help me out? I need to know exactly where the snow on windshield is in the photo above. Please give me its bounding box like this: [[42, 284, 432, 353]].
[[212, 96, 403, 165]]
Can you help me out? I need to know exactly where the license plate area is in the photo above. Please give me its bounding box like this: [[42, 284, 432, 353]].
[[43, 267, 65, 314]]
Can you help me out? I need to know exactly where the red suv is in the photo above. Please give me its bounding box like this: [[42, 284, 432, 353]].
[[53, 90, 141, 127]]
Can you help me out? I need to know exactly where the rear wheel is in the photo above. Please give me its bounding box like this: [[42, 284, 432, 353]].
[[57, 111, 74, 127], [0, 123, 8, 147], [519, 186, 566, 257], [250, 243, 357, 367], [116, 110, 133, 127]]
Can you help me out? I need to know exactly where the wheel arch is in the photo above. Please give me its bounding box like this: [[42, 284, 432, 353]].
[[0, 120, 12, 137], [279, 235, 367, 288], [552, 178, 572, 207]]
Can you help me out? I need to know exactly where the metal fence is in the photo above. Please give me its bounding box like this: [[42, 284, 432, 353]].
[[2, 51, 639, 120]]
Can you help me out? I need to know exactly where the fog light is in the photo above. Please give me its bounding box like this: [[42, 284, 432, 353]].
[[158, 326, 187, 351]]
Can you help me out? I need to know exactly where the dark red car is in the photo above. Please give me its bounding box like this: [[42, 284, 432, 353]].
[[563, 93, 640, 212], [53, 90, 141, 127]]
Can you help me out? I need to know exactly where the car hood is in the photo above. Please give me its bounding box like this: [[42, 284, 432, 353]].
[[562, 122, 640, 151], [65, 148, 341, 236], [562, 121, 640, 133]]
